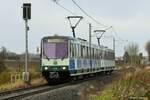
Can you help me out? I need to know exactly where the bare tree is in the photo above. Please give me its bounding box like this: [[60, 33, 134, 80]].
[[124, 43, 139, 66], [123, 51, 130, 65], [145, 41, 150, 62], [0, 47, 6, 72]]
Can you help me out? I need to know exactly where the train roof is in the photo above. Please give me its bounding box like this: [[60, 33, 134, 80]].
[[42, 35, 114, 52]]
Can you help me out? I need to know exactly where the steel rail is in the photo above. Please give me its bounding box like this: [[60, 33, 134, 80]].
[[0, 83, 70, 100], [0, 84, 48, 97]]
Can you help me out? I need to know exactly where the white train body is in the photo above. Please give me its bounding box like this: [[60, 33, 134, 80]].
[[41, 36, 115, 82]]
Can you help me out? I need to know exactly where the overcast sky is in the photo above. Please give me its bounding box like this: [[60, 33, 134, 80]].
[[0, 0, 149, 56]]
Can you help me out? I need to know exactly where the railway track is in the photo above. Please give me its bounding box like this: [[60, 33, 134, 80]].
[[0, 76, 102, 100], [0, 83, 70, 100], [0, 68, 132, 100]]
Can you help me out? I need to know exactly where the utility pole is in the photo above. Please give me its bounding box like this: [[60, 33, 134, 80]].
[[113, 37, 115, 58], [22, 3, 31, 82], [89, 23, 92, 71], [113, 37, 115, 52]]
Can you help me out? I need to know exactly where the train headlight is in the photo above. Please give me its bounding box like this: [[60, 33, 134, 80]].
[[62, 67, 66, 70], [45, 67, 48, 70]]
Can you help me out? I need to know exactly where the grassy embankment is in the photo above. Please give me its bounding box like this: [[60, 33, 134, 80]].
[[0, 61, 46, 91], [90, 67, 150, 100]]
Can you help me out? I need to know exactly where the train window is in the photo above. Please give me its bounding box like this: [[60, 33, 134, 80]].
[[87, 46, 89, 59], [102, 50, 105, 59], [70, 43, 76, 58], [92, 48, 94, 59], [81, 45, 83, 58], [85, 46, 87, 59], [70, 43, 72, 57], [96, 49, 98, 59], [78, 44, 81, 58], [79, 44, 81, 58], [108, 51, 110, 59], [83, 45, 86, 59], [83, 45, 84, 58], [74, 44, 76, 58], [71, 43, 74, 58], [94, 49, 95, 59], [91, 48, 93, 59], [94, 49, 97, 59], [83, 46, 85, 58], [89, 47, 91, 59], [106, 51, 108, 59], [105, 51, 107, 59], [77, 44, 79, 58], [108, 52, 110, 60]]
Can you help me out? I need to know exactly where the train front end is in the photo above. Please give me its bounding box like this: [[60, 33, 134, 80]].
[[41, 36, 70, 83]]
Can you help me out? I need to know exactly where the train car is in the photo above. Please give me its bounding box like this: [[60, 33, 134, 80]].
[[40, 35, 115, 84]]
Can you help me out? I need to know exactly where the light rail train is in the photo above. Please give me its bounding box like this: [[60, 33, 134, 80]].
[[40, 35, 115, 84]]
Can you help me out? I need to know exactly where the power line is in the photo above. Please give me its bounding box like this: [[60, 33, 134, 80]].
[[52, 0, 125, 42], [111, 27, 125, 42], [52, 0, 109, 28], [53, 1, 76, 15], [52, 0, 91, 24], [71, 0, 108, 28]]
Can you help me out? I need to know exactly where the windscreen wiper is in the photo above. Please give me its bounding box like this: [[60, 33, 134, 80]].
[[61, 54, 67, 60], [43, 51, 50, 61]]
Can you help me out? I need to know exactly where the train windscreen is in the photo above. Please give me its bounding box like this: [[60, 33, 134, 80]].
[[43, 39, 68, 59]]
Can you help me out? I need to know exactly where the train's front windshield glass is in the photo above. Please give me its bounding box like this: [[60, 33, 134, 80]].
[[43, 42, 68, 59]]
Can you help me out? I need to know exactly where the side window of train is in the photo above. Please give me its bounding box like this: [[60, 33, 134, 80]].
[[108, 52, 110, 60], [106, 51, 108, 59], [93, 48, 95, 59], [70, 43, 72, 58], [70, 43, 75, 58], [78, 44, 81, 58], [70, 43, 73, 58], [91, 48, 93, 59], [92, 48, 94, 59], [86, 47, 89, 59], [94, 48, 96, 59], [83, 45, 86, 59], [95, 49, 97, 59], [96, 49, 98, 59], [74, 43, 76, 58], [100, 50, 102, 59], [76, 44, 79, 58], [81, 45, 83, 58], [102, 50, 105, 59]]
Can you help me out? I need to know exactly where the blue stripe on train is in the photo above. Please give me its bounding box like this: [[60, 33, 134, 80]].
[[69, 59, 75, 70]]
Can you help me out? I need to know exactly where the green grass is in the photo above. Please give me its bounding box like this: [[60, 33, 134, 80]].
[[89, 69, 150, 100]]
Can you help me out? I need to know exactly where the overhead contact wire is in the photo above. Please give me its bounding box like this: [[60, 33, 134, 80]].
[[71, 0, 108, 28]]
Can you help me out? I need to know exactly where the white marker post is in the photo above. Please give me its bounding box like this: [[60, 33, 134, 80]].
[[22, 3, 31, 82]]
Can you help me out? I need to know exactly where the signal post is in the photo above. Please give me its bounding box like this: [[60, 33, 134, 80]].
[[22, 3, 31, 83]]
